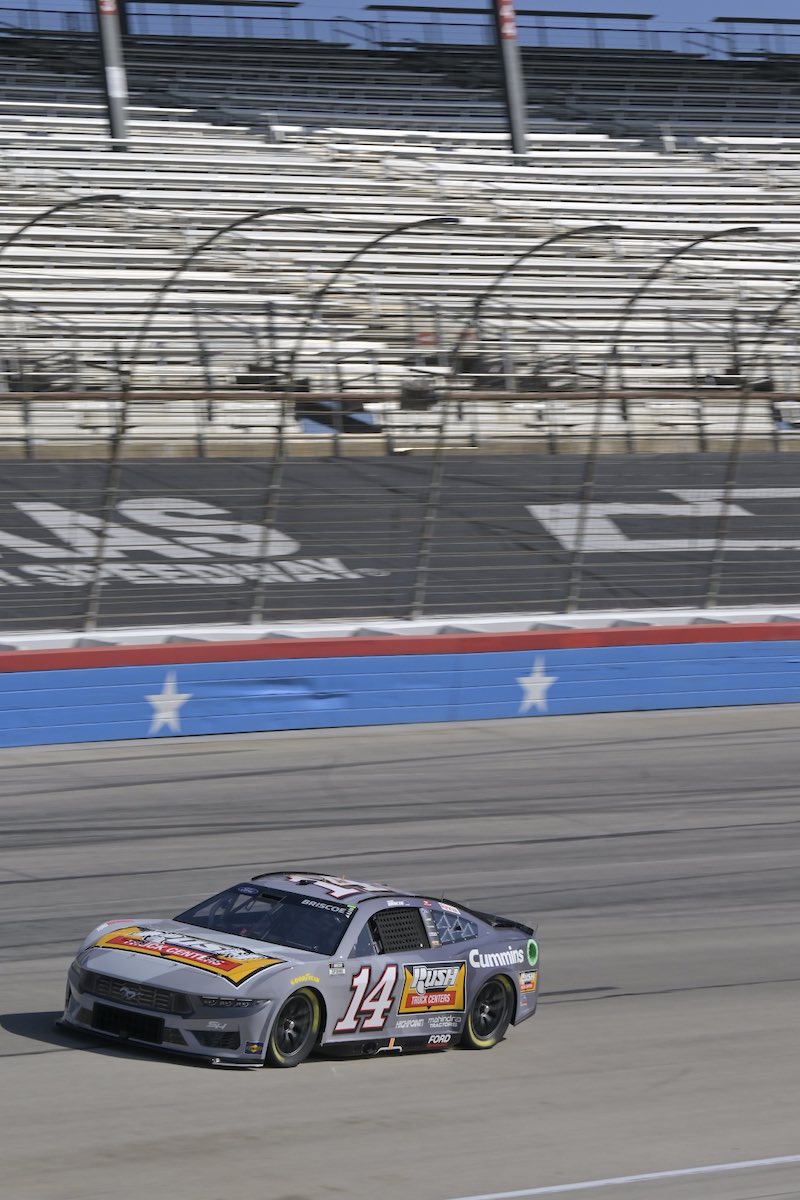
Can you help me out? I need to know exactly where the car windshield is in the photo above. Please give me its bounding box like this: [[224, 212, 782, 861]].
[[175, 884, 355, 955]]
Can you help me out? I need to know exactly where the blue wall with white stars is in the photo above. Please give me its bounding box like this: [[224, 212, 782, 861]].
[[2, 637, 800, 746]]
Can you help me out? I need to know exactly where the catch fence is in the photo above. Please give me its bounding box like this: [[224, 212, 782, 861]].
[[1, 410, 799, 632]]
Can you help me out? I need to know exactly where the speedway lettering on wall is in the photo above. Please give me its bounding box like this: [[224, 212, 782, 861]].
[[527, 488, 800, 553], [0, 498, 384, 589], [2, 455, 800, 627]]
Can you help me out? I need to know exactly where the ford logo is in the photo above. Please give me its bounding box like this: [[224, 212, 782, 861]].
[[119, 986, 138, 1001]]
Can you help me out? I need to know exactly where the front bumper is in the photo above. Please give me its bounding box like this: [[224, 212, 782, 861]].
[[62, 968, 273, 1066]]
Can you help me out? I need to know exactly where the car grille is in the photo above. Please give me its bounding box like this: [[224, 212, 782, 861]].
[[195, 1030, 241, 1050], [82, 971, 192, 1016], [92, 1002, 164, 1045], [162, 1027, 187, 1046]]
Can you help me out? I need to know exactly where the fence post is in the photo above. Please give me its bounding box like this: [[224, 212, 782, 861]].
[[410, 396, 451, 618], [247, 391, 290, 625], [565, 386, 607, 612], [704, 387, 750, 608], [83, 393, 126, 631]]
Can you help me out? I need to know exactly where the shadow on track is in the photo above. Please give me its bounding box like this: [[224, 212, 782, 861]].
[[0, 1010, 208, 1066]]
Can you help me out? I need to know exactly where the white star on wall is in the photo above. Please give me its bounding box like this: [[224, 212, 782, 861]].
[[516, 657, 558, 715], [146, 670, 192, 735]]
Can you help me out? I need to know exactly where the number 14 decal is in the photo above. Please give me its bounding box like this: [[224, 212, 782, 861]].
[[334, 964, 398, 1032]]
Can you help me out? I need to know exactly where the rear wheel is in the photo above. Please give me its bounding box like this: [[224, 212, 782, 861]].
[[265, 988, 321, 1068], [460, 975, 513, 1050]]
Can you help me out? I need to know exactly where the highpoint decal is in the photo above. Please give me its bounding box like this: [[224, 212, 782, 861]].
[[92, 926, 283, 986]]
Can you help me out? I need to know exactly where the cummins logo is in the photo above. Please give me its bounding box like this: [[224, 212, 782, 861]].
[[469, 947, 524, 969]]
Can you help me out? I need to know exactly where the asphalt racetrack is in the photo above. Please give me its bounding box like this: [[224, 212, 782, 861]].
[[1, 707, 799, 1200]]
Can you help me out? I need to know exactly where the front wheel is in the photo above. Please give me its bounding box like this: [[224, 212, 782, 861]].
[[265, 988, 321, 1068], [460, 975, 513, 1050]]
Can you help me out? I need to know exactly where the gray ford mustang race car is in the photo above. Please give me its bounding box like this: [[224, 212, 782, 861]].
[[60, 871, 539, 1067]]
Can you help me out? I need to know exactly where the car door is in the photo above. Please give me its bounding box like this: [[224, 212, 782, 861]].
[[388, 900, 481, 1040], [324, 901, 433, 1045]]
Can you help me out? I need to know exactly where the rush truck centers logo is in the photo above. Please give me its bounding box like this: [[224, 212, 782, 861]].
[[92, 926, 283, 986], [399, 963, 466, 1013]]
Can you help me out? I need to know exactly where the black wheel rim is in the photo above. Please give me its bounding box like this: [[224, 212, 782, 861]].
[[275, 994, 314, 1056], [472, 979, 508, 1039]]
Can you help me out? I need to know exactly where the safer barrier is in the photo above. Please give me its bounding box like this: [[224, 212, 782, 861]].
[[1, 622, 799, 747]]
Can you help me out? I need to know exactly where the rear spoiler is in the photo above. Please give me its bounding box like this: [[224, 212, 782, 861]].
[[443, 899, 535, 937]]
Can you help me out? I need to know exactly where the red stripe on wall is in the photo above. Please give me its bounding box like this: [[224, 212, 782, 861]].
[[1, 621, 800, 674]]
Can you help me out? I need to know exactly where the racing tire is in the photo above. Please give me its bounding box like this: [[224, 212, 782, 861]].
[[265, 988, 321, 1068], [460, 975, 514, 1050]]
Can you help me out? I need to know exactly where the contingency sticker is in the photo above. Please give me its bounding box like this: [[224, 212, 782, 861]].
[[519, 970, 538, 993], [92, 926, 283, 986], [398, 962, 466, 1013]]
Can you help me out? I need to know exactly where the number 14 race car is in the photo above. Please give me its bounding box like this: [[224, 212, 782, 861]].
[[60, 871, 540, 1068]]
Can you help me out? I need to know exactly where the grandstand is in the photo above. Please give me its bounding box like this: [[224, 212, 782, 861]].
[[0, 3, 799, 453]]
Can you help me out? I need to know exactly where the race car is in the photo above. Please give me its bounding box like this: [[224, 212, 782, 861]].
[[59, 870, 539, 1067]]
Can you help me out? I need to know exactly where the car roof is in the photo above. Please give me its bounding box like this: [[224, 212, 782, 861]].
[[249, 870, 407, 903]]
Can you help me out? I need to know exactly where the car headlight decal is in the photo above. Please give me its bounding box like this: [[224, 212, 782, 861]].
[[199, 996, 262, 1010]]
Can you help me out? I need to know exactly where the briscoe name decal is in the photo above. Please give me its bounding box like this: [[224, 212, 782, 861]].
[[399, 963, 466, 1013], [469, 947, 524, 969], [0, 498, 388, 588]]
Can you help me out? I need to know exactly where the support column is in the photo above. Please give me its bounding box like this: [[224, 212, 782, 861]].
[[94, 0, 128, 150], [492, 0, 527, 157]]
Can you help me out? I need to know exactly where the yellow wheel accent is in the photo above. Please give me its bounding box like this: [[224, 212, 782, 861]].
[[266, 988, 321, 1069], [461, 975, 514, 1050]]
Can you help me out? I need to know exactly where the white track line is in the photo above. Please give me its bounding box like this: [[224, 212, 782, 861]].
[[445, 1155, 800, 1200]]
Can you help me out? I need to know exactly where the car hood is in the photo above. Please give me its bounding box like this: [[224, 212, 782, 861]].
[[76, 918, 323, 996]]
